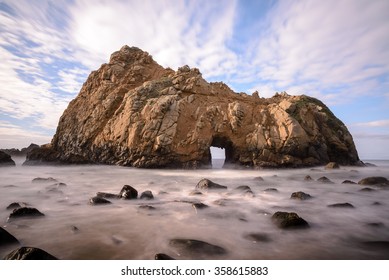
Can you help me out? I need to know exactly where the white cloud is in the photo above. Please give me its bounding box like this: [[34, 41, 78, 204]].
[[354, 120, 389, 127], [0, 121, 51, 148]]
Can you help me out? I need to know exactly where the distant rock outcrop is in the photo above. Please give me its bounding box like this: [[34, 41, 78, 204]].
[[0, 151, 15, 166], [1, 143, 39, 157], [25, 46, 360, 168]]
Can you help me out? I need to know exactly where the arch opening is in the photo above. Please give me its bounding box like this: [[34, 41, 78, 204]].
[[209, 136, 234, 168]]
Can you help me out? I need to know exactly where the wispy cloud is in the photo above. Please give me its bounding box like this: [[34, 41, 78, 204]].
[[0, 121, 51, 148], [354, 120, 389, 127]]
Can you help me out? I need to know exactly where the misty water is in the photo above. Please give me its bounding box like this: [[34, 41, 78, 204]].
[[1, 157, 389, 260]]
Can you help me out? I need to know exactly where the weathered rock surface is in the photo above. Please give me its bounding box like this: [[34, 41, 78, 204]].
[[24, 46, 360, 168], [358, 177, 389, 186], [0, 151, 15, 167], [8, 207, 45, 220], [1, 143, 39, 157], [0, 227, 20, 246], [272, 211, 310, 229], [169, 238, 227, 255], [3, 246, 58, 260], [196, 178, 227, 190], [119, 185, 138, 199], [291, 191, 312, 200]]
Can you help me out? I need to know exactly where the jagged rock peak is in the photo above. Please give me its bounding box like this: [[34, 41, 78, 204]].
[[25, 46, 360, 169]]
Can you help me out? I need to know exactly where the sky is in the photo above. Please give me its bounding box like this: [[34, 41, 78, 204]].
[[0, 0, 388, 160]]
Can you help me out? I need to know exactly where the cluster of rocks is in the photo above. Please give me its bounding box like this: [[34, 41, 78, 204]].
[[90, 185, 154, 205]]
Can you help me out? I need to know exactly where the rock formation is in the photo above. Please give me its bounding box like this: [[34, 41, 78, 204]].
[[25, 46, 360, 168]]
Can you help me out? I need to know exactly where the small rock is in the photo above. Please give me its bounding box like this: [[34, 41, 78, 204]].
[[304, 175, 313, 181], [243, 233, 271, 243], [0, 227, 20, 246], [138, 205, 156, 210], [317, 176, 333, 183], [327, 203, 354, 208], [189, 190, 203, 196], [192, 202, 209, 210], [89, 196, 112, 205], [119, 185, 138, 199], [366, 222, 384, 228], [3, 247, 58, 260], [359, 187, 376, 192], [155, 253, 176, 260], [372, 202, 382, 206], [96, 192, 119, 199], [32, 177, 58, 183], [263, 188, 278, 192], [253, 176, 264, 181], [234, 185, 255, 197], [325, 162, 340, 169], [140, 190, 154, 200], [6, 202, 29, 210], [169, 238, 227, 255], [195, 178, 227, 191], [291, 191, 312, 200], [358, 177, 389, 186], [342, 180, 357, 184], [8, 207, 45, 220], [271, 211, 309, 229], [71, 225, 79, 233]]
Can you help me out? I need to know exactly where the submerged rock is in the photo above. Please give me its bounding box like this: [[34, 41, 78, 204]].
[[243, 233, 271, 243], [3, 247, 58, 260], [192, 202, 209, 210], [263, 188, 278, 192], [0, 227, 20, 246], [6, 202, 29, 210], [8, 207, 45, 220], [359, 187, 376, 192], [196, 178, 227, 191], [291, 191, 312, 200], [140, 190, 154, 200], [327, 203, 354, 208], [32, 177, 58, 183], [271, 211, 310, 229], [358, 177, 389, 186], [96, 192, 119, 199], [119, 185, 138, 199], [304, 175, 313, 181], [155, 253, 176, 260], [317, 176, 334, 183], [89, 196, 112, 205], [169, 238, 227, 255], [342, 180, 357, 184]]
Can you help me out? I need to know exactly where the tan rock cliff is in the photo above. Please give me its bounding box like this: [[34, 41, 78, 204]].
[[26, 46, 360, 168]]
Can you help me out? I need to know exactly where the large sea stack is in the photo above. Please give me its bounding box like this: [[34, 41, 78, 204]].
[[25, 46, 360, 168]]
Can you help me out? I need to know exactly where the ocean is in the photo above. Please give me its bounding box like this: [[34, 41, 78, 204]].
[[1, 157, 388, 259]]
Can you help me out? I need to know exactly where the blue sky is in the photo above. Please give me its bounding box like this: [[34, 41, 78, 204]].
[[0, 0, 388, 159]]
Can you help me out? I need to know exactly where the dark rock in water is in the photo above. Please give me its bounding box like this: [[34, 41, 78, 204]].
[[243, 233, 271, 243], [327, 203, 354, 208], [358, 177, 389, 186], [0, 151, 15, 166], [263, 188, 278, 192], [253, 176, 264, 181], [325, 162, 340, 169], [140, 190, 154, 200], [155, 253, 176, 260], [342, 180, 357, 184], [317, 176, 333, 183], [364, 162, 377, 167], [6, 202, 29, 210], [195, 178, 227, 191], [119, 185, 138, 199], [71, 225, 79, 233], [169, 238, 227, 255], [89, 196, 112, 205], [3, 246, 58, 260], [8, 207, 45, 220], [32, 177, 58, 183], [138, 205, 156, 210], [96, 192, 119, 199], [234, 185, 254, 197], [366, 222, 384, 228], [304, 175, 313, 181], [359, 187, 376, 192], [2, 184, 18, 188], [192, 202, 209, 210], [189, 190, 203, 196], [291, 191, 312, 200], [372, 202, 382, 206], [0, 227, 20, 246], [272, 211, 309, 229]]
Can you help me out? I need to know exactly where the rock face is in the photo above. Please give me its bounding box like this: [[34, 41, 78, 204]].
[[0, 151, 15, 166], [25, 46, 360, 168]]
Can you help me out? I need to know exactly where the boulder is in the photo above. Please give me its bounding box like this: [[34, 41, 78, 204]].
[[89, 196, 112, 205], [169, 238, 227, 255], [0, 151, 15, 166], [8, 207, 45, 220], [25, 46, 360, 168], [358, 177, 389, 186], [119, 185, 138, 199], [196, 179, 227, 191], [271, 211, 310, 229], [291, 191, 312, 200], [3, 247, 58, 260], [140, 190, 154, 200], [0, 227, 20, 246]]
